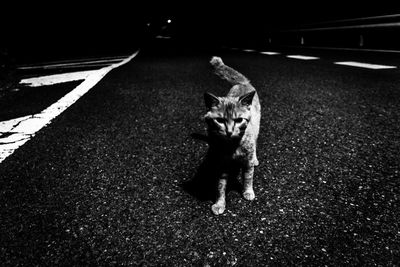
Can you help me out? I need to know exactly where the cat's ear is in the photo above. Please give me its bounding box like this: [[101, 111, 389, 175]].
[[239, 91, 255, 107], [204, 92, 220, 109]]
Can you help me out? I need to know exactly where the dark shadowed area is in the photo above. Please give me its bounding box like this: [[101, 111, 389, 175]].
[[2, 1, 400, 63]]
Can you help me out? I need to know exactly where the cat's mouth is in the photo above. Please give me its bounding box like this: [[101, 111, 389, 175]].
[[207, 130, 243, 143], [221, 134, 242, 142]]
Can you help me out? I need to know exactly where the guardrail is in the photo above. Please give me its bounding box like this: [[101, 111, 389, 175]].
[[266, 14, 400, 52]]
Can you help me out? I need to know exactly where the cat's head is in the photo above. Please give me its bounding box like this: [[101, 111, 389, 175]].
[[204, 91, 255, 140]]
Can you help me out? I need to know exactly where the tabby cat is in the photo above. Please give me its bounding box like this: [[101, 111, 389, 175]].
[[204, 56, 261, 215]]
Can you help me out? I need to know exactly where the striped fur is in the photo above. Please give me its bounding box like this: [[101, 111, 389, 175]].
[[204, 56, 261, 215]]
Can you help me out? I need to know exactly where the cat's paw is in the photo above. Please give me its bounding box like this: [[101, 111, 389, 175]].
[[253, 158, 259, 166], [211, 203, 226, 215], [243, 189, 255, 201]]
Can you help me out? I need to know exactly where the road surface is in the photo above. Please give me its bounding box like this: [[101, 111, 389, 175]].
[[1, 44, 399, 266]]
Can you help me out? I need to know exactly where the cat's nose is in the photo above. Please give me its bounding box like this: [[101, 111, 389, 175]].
[[226, 131, 232, 137]]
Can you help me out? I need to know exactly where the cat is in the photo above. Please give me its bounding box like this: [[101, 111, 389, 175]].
[[204, 56, 261, 215]]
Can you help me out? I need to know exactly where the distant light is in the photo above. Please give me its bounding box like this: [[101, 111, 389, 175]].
[[167, 19, 172, 24]]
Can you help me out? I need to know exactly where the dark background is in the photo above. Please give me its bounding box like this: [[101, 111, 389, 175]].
[[2, 1, 400, 63]]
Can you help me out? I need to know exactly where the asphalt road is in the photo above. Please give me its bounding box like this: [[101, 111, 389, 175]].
[[1, 44, 400, 266]]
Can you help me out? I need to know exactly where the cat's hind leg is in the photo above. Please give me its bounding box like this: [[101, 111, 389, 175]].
[[211, 174, 228, 215]]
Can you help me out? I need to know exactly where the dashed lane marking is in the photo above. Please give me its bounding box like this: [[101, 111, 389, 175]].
[[260, 51, 280, 55], [0, 50, 140, 164], [228, 47, 399, 70], [286, 55, 320, 60], [334, 61, 397, 69]]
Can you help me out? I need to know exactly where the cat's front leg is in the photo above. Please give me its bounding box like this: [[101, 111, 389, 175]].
[[242, 165, 255, 201], [211, 174, 228, 215], [253, 149, 259, 167], [252, 142, 259, 166]]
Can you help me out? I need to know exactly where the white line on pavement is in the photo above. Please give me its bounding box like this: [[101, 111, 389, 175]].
[[0, 116, 32, 133], [286, 55, 320, 60], [0, 50, 140, 163], [334, 61, 397, 69], [260, 51, 280, 55], [17, 56, 129, 70], [20, 70, 99, 87], [229, 46, 397, 70]]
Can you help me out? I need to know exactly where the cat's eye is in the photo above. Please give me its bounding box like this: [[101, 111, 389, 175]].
[[215, 118, 225, 124], [234, 118, 244, 123]]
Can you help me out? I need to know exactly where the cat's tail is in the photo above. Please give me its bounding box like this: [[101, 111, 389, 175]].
[[210, 56, 250, 85]]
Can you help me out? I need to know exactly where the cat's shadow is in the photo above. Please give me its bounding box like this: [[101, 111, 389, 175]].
[[181, 133, 242, 202]]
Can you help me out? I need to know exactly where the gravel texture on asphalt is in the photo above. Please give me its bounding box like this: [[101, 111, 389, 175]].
[[0, 48, 399, 266]]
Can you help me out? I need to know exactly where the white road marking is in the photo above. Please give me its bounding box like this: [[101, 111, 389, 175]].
[[260, 51, 280, 55], [155, 35, 172, 39], [17, 56, 128, 70], [286, 55, 320, 60], [20, 70, 99, 87], [0, 50, 139, 163], [37, 63, 120, 70], [40, 58, 124, 69], [0, 116, 32, 133], [284, 45, 400, 54], [334, 61, 397, 69], [229, 46, 397, 71]]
